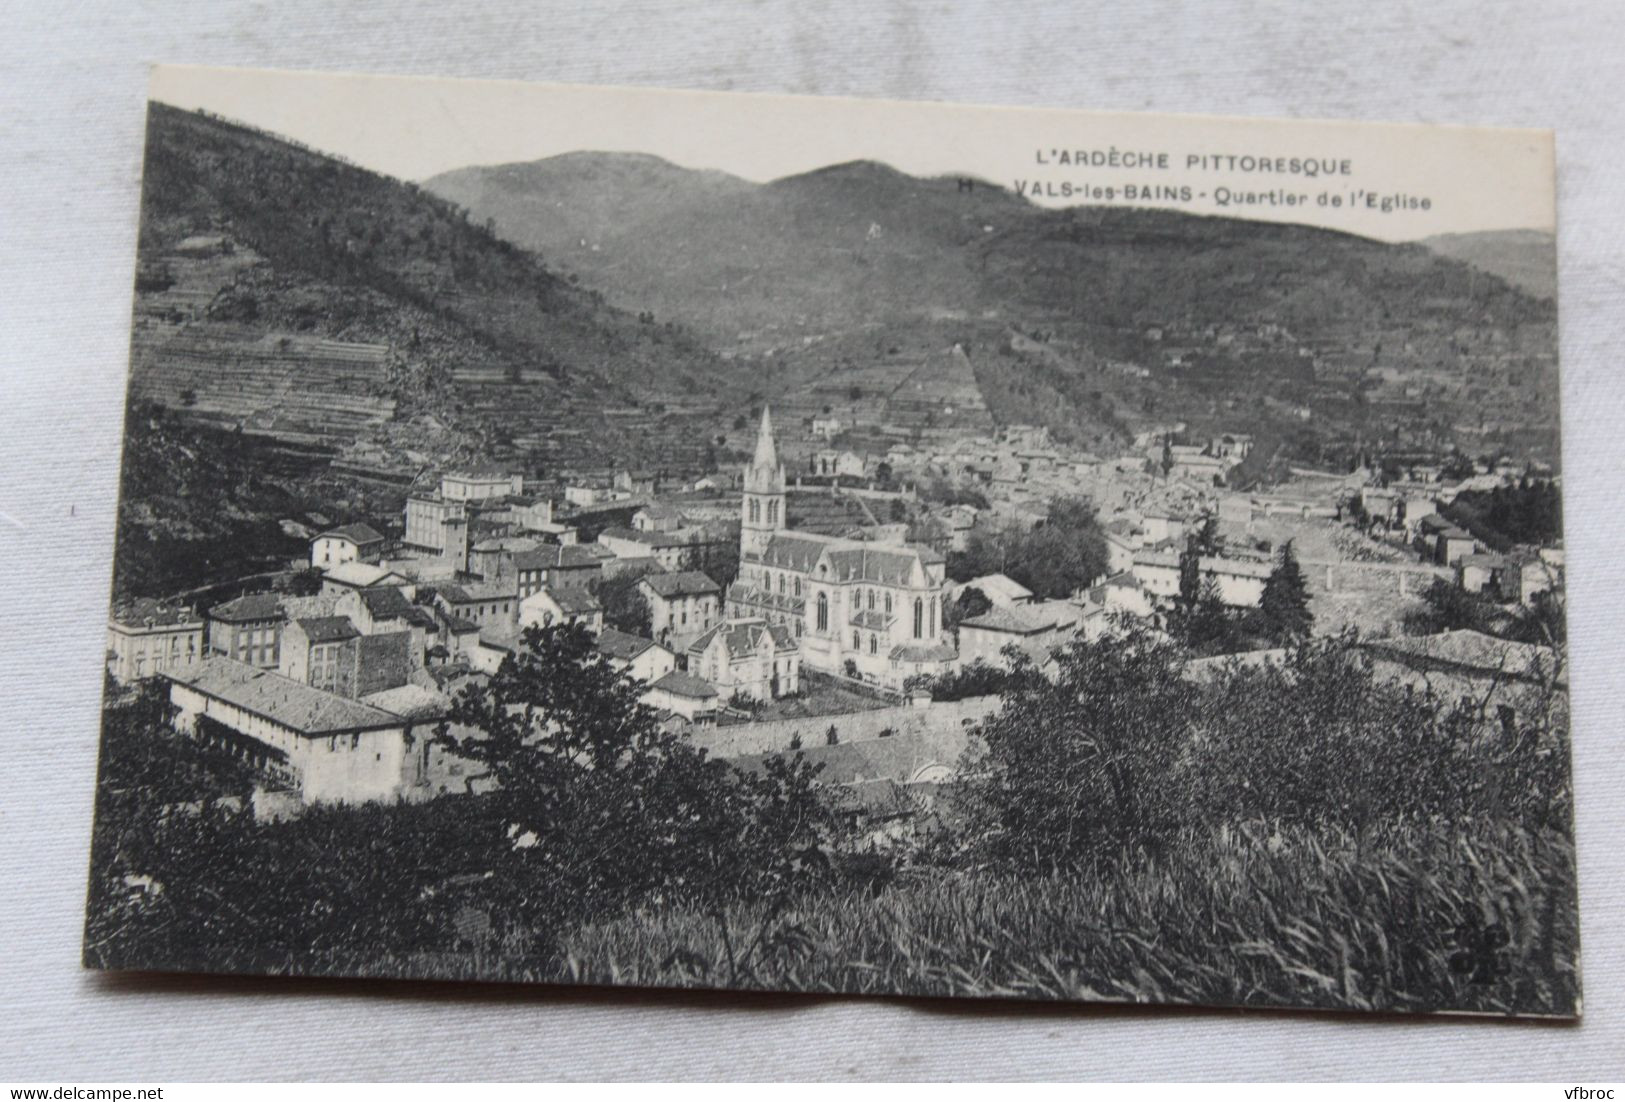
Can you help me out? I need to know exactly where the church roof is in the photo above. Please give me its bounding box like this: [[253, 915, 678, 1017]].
[[757, 532, 837, 573], [824, 546, 923, 586]]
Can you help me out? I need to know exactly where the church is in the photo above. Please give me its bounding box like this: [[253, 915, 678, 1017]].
[[725, 408, 958, 689]]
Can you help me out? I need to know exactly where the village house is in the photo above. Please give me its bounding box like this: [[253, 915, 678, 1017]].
[[432, 579, 519, 632], [947, 573, 1033, 610], [594, 627, 676, 685], [642, 671, 720, 725], [466, 535, 542, 582], [688, 618, 801, 703], [520, 585, 603, 634], [442, 468, 524, 502], [309, 523, 386, 570], [278, 615, 413, 699], [319, 561, 411, 597], [1130, 549, 1271, 608], [631, 503, 687, 533], [206, 592, 286, 669], [278, 616, 359, 692], [597, 526, 690, 571], [168, 658, 427, 805], [1104, 518, 1144, 575], [811, 416, 843, 440], [956, 603, 1076, 670], [1458, 553, 1508, 595], [512, 543, 610, 599], [638, 570, 723, 653], [1076, 572, 1154, 639], [812, 449, 867, 480], [1417, 515, 1478, 565], [107, 598, 204, 683]]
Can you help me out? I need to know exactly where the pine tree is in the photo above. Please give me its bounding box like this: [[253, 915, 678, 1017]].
[[1260, 539, 1313, 642]]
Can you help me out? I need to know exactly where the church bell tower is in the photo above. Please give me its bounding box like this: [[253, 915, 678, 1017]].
[[741, 405, 785, 560]]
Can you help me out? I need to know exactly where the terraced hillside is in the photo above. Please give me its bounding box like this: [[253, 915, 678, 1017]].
[[432, 153, 1561, 463], [130, 105, 738, 458]]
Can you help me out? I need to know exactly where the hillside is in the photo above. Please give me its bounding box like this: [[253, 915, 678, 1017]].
[[1421, 230, 1557, 300], [115, 107, 748, 597], [427, 154, 1560, 462], [131, 105, 737, 451]]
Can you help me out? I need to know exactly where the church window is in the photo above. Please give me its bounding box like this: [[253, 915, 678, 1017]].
[[778, 574, 785, 594], [816, 592, 828, 632], [913, 598, 923, 639], [768, 499, 778, 524], [885, 592, 892, 614], [869, 635, 877, 655], [748, 498, 760, 523], [868, 589, 875, 611], [794, 576, 801, 596], [853, 629, 861, 650]]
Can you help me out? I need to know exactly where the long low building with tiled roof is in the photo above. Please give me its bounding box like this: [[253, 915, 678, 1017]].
[[167, 657, 428, 805]]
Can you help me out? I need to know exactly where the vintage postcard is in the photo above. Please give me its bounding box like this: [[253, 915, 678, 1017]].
[[86, 65, 1576, 1017]]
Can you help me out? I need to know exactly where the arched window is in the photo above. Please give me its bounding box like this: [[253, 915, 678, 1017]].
[[884, 592, 892, 614], [869, 634, 877, 655], [931, 597, 939, 636], [816, 591, 828, 632], [868, 589, 875, 610], [748, 498, 759, 523], [853, 629, 861, 650], [768, 499, 778, 524], [913, 597, 923, 639], [794, 576, 801, 596]]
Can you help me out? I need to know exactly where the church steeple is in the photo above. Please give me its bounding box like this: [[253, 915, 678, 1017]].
[[750, 406, 776, 474], [741, 405, 785, 559]]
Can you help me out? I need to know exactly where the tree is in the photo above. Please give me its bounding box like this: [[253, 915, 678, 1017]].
[[947, 497, 1106, 599], [437, 623, 842, 951], [1260, 539, 1313, 642], [1192, 514, 1220, 556], [587, 569, 654, 637], [1176, 536, 1203, 613], [956, 629, 1199, 869], [683, 539, 740, 591], [944, 585, 993, 630]]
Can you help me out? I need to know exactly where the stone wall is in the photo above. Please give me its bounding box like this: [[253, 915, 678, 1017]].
[[687, 694, 1001, 759]]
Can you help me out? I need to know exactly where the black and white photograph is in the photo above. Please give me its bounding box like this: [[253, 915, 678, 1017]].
[[82, 64, 1578, 1019]]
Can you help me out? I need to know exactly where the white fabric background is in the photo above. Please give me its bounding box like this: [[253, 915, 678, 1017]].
[[2, 0, 1622, 1081]]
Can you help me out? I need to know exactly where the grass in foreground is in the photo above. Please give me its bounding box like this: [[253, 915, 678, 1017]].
[[555, 821, 1578, 1017]]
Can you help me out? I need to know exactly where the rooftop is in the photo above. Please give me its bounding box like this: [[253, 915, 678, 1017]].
[[293, 616, 361, 644], [111, 598, 200, 629], [172, 658, 402, 735], [649, 671, 718, 700], [316, 522, 384, 546], [596, 627, 662, 663], [541, 586, 602, 615], [640, 570, 722, 598], [208, 592, 284, 623], [323, 561, 401, 588], [960, 606, 1060, 635], [358, 586, 414, 619], [512, 544, 612, 571]]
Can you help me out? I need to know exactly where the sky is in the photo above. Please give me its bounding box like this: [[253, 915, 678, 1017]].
[[149, 64, 1556, 243]]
